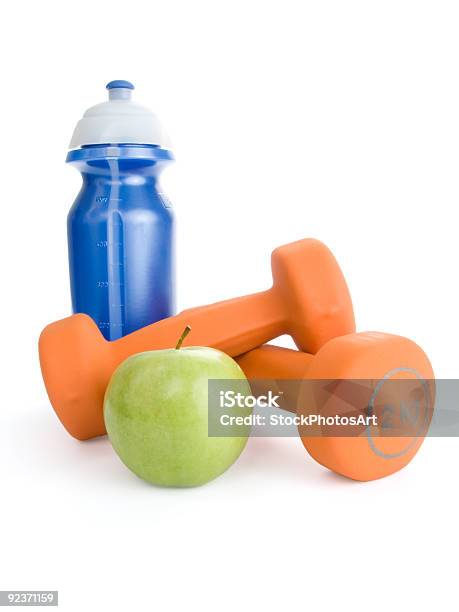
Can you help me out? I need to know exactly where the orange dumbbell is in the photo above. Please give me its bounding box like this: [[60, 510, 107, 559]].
[[39, 238, 355, 440], [236, 334, 435, 481]]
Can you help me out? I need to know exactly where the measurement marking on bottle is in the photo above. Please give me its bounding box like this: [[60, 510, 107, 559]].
[[95, 197, 123, 204], [96, 241, 123, 248], [98, 321, 125, 329], [96, 281, 124, 288]]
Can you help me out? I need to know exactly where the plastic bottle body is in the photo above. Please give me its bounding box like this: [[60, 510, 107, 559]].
[[67, 145, 174, 340]]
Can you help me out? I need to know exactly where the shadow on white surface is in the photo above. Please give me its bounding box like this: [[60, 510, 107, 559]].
[[4, 401, 433, 496]]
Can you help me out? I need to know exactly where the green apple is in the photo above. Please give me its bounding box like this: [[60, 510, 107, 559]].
[[104, 327, 252, 487]]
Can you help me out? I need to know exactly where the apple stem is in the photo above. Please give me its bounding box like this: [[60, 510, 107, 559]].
[[175, 325, 192, 350]]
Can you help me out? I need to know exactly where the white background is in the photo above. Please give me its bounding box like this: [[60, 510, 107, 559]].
[[1, 1, 458, 610]]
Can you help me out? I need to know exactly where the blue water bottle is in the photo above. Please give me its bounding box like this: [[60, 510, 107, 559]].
[[67, 80, 175, 340]]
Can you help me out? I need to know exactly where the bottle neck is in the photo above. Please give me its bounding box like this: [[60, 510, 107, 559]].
[[67, 144, 173, 178]]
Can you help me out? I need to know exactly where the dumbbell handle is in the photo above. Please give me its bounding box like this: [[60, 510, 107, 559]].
[[111, 289, 286, 365], [236, 344, 313, 378], [236, 345, 314, 415]]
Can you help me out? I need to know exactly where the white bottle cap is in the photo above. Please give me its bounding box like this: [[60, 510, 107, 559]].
[[69, 80, 172, 150]]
